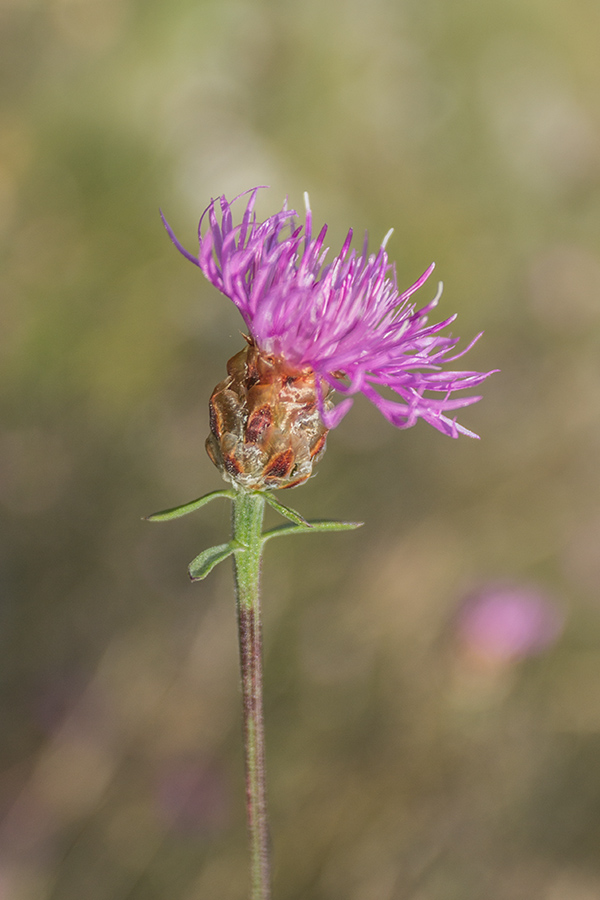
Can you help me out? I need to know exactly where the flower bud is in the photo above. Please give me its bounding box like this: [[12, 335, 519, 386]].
[[206, 339, 332, 490]]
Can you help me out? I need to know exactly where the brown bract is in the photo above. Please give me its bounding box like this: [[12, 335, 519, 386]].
[[206, 339, 332, 490]]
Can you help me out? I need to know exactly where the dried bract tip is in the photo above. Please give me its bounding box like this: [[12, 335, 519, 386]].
[[206, 341, 332, 490]]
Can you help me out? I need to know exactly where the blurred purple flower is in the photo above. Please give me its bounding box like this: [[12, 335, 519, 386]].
[[162, 188, 496, 437], [457, 583, 564, 663]]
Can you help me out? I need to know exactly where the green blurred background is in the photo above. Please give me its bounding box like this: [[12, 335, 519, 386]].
[[2, 0, 600, 897]]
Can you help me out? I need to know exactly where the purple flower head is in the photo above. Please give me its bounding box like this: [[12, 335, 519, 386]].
[[162, 188, 496, 437]]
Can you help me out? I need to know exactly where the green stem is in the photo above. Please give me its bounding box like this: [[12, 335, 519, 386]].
[[231, 489, 271, 900]]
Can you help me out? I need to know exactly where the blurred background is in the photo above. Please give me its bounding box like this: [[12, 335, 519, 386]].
[[2, 0, 600, 897]]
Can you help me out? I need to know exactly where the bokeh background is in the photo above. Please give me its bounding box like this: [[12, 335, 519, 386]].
[[2, 0, 600, 898]]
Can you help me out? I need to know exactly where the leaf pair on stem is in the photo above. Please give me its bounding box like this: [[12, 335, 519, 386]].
[[145, 489, 362, 581]]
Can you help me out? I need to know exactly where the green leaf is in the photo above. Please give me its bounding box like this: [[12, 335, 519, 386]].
[[188, 541, 241, 581], [144, 490, 235, 522], [264, 492, 311, 527], [261, 520, 363, 545]]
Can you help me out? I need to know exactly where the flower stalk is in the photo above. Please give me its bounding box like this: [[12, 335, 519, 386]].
[[146, 489, 362, 898], [231, 489, 271, 900]]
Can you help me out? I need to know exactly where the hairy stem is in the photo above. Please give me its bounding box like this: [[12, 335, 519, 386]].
[[232, 489, 270, 900]]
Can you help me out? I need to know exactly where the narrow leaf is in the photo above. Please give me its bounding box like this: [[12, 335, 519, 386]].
[[145, 490, 235, 522], [261, 520, 363, 545], [264, 492, 311, 527], [188, 541, 241, 581]]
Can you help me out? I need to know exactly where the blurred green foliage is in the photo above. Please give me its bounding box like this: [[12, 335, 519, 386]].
[[2, 0, 600, 897]]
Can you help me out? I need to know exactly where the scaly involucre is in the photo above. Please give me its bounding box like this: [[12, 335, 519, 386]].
[[162, 188, 495, 438]]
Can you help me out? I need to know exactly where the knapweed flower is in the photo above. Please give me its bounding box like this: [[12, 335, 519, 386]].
[[162, 188, 495, 490]]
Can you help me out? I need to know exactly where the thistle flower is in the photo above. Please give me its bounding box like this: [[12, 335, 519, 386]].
[[154, 190, 497, 900], [162, 188, 495, 489]]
